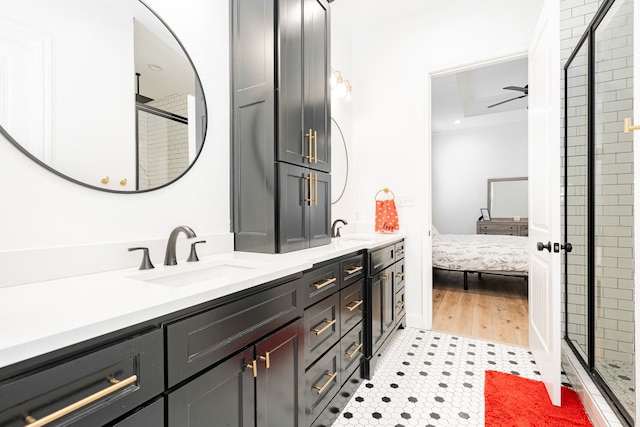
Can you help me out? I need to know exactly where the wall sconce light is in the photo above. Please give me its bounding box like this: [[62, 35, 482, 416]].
[[331, 68, 352, 103]]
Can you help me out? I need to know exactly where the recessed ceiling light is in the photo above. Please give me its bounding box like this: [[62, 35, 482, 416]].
[[148, 64, 164, 72], [453, 119, 462, 125]]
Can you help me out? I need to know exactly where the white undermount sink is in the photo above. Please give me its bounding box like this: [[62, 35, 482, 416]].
[[128, 259, 264, 288]]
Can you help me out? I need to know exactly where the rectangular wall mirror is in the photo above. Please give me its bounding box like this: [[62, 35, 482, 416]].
[[488, 177, 528, 219]]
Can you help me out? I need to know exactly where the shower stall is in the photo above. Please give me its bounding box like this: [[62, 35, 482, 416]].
[[563, 0, 634, 423]]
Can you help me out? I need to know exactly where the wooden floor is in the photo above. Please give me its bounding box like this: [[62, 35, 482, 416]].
[[432, 269, 529, 347]]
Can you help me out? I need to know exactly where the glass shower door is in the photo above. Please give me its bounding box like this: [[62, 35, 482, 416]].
[[564, 38, 589, 364], [593, 0, 635, 417]]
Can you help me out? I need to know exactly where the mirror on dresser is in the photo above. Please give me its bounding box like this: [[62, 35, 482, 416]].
[[487, 177, 528, 219], [0, 0, 207, 193]]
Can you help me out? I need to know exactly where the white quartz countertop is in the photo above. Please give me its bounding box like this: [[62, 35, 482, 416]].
[[0, 233, 404, 369]]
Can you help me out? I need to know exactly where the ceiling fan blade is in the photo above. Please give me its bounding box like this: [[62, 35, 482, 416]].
[[503, 85, 528, 93], [487, 94, 527, 108]]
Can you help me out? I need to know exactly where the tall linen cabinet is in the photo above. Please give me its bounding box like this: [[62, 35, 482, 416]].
[[232, 0, 332, 253]]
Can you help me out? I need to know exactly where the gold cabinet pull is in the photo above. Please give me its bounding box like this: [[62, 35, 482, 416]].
[[624, 118, 640, 133], [246, 360, 257, 378], [306, 174, 313, 206], [396, 272, 405, 279], [346, 300, 363, 312], [259, 352, 270, 369], [305, 129, 315, 162], [312, 277, 336, 290], [345, 342, 363, 359], [311, 319, 336, 335], [381, 273, 391, 281], [312, 372, 337, 395], [396, 301, 405, 310], [397, 248, 405, 254], [314, 173, 318, 206], [344, 266, 363, 275], [23, 375, 137, 427], [314, 130, 318, 163]]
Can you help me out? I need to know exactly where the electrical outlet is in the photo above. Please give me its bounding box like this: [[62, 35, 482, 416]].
[[396, 195, 415, 207]]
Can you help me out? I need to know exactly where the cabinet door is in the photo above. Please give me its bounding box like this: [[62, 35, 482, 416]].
[[277, 0, 304, 167], [278, 163, 310, 252], [232, 0, 277, 253], [308, 170, 331, 247], [168, 348, 255, 427], [369, 268, 394, 352], [255, 320, 304, 427], [303, 0, 330, 173]]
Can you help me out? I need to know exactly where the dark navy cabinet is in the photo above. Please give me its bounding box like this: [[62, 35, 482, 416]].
[[232, 0, 331, 254]]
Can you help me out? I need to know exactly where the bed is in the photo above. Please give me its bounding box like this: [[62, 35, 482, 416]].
[[432, 232, 529, 290]]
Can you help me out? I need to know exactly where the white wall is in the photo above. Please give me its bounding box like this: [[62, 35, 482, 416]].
[[330, 23, 354, 227], [432, 121, 528, 235], [332, 0, 544, 327], [0, 0, 230, 286]]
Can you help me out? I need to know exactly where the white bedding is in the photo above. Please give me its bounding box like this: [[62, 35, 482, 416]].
[[432, 233, 529, 273]]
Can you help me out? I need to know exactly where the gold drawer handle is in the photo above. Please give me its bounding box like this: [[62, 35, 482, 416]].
[[259, 352, 270, 369], [23, 375, 137, 427], [312, 319, 336, 335], [397, 248, 404, 254], [346, 300, 363, 312], [312, 372, 337, 395], [396, 272, 405, 279], [397, 301, 405, 310], [344, 266, 363, 275], [381, 274, 391, 281], [345, 342, 363, 359], [246, 360, 257, 378], [312, 277, 336, 290]]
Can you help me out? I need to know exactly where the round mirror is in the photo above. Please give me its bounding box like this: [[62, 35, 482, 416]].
[[0, 0, 207, 193], [331, 117, 348, 204]]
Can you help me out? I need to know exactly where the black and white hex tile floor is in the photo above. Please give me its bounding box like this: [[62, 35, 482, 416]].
[[332, 327, 565, 427]]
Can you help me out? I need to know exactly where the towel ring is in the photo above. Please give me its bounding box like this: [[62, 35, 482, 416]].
[[375, 187, 395, 201]]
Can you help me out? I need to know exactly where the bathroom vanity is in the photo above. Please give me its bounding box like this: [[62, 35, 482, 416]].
[[0, 234, 405, 427]]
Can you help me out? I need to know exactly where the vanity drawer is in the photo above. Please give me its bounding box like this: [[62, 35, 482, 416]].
[[340, 279, 364, 334], [340, 322, 364, 382], [0, 329, 163, 427], [395, 258, 405, 292], [166, 278, 301, 387], [368, 244, 395, 275], [304, 292, 340, 367], [302, 262, 340, 308], [305, 343, 340, 424], [339, 254, 365, 287]]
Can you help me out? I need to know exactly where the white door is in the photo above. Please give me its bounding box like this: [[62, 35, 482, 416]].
[[528, 0, 561, 406]]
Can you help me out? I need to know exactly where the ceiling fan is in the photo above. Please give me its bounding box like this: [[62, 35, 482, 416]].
[[487, 85, 528, 108]]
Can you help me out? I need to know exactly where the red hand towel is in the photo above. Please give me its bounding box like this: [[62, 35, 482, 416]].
[[375, 199, 399, 233]]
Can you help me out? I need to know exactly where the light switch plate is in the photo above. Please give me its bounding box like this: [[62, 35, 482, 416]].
[[396, 195, 415, 207]]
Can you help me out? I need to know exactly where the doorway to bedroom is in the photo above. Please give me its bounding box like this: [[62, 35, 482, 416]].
[[430, 56, 530, 347]]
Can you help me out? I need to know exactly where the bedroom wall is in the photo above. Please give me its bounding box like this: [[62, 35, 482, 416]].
[[432, 120, 528, 235]]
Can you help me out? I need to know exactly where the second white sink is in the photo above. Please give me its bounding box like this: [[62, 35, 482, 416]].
[[128, 259, 264, 288]]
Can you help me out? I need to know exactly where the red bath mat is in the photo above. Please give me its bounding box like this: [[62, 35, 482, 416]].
[[484, 370, 593, 426]]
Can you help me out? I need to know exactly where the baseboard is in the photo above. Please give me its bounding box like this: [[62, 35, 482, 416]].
[[561, 342, 625, 427]]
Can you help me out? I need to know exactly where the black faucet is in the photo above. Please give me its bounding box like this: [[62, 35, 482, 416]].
[[164, 225, 197, 265], [331, 219, 348, 238]]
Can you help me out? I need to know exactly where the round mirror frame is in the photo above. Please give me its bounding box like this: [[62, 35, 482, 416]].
[[0, 1, 207, 194], [330, 117, 348, 204]]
